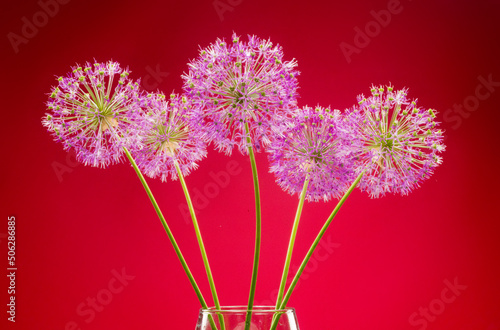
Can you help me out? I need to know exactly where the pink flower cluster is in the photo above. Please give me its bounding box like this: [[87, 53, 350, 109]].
[[182, 33, 299, 154], [42, 61, 143, 167], [43, 36, 445, 198], [345, 85, 445, 197]]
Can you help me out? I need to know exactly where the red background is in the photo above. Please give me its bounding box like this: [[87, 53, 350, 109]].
[[2, 0, 500, 329]]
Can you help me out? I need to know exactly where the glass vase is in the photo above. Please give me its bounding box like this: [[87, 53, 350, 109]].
[[196, 306, 300, 330]]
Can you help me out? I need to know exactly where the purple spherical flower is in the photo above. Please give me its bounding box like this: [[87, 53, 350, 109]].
[[345, 85, 445, 197], [267, 106, 357, 202], [42, 61, 143, 167], [131, 93, 207, 182], [182, 33, 299, 154]]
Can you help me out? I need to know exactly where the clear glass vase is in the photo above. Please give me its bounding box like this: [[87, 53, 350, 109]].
[[196, 306, 300, 330]]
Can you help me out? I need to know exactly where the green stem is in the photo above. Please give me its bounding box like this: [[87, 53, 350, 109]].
[[275, 178, 309, 308], [244, 123, 262, 330], [269, 178, 309, 330], [278, 171, 365, 310], [123, 147, 218, 329], [174, 161, 225, 330]]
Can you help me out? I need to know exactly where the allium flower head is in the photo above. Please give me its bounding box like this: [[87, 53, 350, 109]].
[[346, 85, 445, 197], [267, 106, 356, 202], [182, 33, 299, 154], [132, 93, 207, 182], [42, 61, 142, 167]]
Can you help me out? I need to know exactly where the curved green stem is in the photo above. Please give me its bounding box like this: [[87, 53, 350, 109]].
[[174, 161, 225, 330], [278, 171, 364, 310], [244, 123, 262, 330], [123, 147, 218, 328], [275, 178, 309, 308]]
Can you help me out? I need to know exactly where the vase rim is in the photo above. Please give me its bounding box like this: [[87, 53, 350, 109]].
[[200, 305, 296, 313]]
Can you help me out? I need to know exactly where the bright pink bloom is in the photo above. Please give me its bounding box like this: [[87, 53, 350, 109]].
[[131, 93, 207, 181], [346, 85, 445, 197], [268, 106, 357, 202], [42, 61, 142, 167], [182, 33, 299, 154]]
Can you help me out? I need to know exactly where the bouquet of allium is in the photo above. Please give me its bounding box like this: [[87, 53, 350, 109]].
[[42, 34, 445, 329]]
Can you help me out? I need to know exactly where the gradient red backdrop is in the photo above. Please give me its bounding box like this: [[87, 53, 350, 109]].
[[2, 0, 500, 329]]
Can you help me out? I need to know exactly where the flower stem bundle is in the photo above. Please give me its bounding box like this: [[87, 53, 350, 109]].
[[43, 36, 445, 330]]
